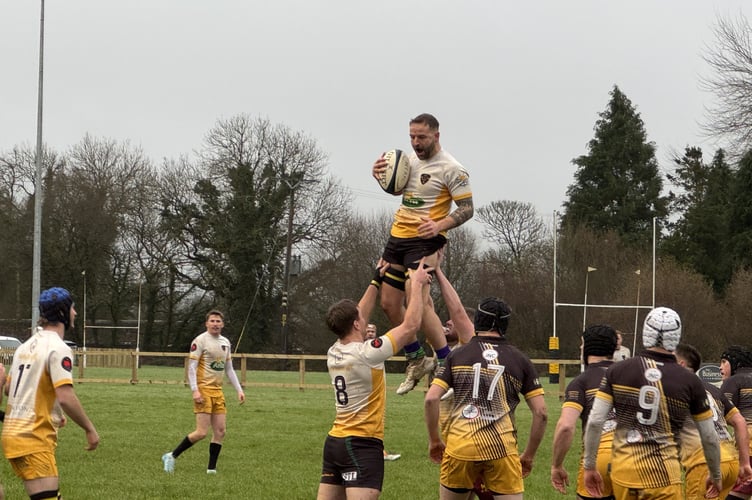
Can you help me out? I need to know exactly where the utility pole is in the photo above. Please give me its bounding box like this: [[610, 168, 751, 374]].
[[31, 0, 46, 327]]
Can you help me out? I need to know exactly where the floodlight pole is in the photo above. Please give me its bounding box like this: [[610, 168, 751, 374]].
[[281, 176, 301, 356], [31, 0, 46, 328]]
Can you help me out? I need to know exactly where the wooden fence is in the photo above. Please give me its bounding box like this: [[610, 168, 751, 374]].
[[0, 348, 582, 399], [63, 350, 582, 399]]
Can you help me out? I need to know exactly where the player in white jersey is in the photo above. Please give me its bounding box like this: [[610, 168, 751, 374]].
[[162, 309, 245, 474], [317, 259, 431, 500], [371, 113, 474, 395], [1, 287, 99, 500]]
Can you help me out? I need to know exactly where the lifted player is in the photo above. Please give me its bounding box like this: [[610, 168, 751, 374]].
[[371, 113, 473, 395]]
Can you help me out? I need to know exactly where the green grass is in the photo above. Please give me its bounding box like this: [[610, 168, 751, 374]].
[[0, 369, 581, 499]]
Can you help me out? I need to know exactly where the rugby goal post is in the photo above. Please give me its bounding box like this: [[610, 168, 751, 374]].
[[550, 214, 658, 379]]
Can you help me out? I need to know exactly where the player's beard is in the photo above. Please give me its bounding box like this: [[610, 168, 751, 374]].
[[414, 141, 436, 160]]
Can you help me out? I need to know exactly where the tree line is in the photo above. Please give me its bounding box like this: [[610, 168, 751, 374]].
[[2, 15, 752, 366]]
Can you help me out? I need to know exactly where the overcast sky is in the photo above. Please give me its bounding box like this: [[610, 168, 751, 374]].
[[2, 1, 750, 236]]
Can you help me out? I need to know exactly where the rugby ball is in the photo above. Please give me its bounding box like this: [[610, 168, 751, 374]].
[[379, 149, 410, 195]]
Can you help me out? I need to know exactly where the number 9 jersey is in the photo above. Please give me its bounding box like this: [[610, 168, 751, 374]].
[[595, 350, 713, 489]]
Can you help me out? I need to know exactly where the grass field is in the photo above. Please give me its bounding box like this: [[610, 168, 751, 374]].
[[0, 367, 581, 499]]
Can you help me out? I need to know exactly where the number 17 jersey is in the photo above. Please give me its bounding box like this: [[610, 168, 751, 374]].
[[432, 336, 544, 461]]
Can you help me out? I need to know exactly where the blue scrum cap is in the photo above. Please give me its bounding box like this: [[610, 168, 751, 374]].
[[39, 287, 74, 330]]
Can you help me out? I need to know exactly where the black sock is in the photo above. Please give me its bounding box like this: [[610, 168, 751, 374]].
[[172, 436, 194, 458], [29, 490, 59, 500], [208, 442, 222, 470]]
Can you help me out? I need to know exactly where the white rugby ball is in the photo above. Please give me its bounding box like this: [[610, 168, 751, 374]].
[[379, 149, 410, 195]]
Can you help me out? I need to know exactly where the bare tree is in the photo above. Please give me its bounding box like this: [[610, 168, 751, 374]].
[[701, 14, 752, 157], [0, 145, 46, 202], [0, 145, 63, 320], [200, 114, 351, 251], [476, 200, 547, 262], [289, 211, 390, 354], [52, 136, 156, 343]]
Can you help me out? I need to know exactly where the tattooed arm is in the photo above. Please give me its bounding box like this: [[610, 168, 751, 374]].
[[447, 197, 474, 228], [417, 197, 474, 239]]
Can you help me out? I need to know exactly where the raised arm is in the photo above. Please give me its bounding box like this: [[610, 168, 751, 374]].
[[387, 259, 431, 351], [358, 260, 389, 324], [434, 254, 473, 344]]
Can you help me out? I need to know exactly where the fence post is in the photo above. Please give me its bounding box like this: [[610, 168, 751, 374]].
[[184, 356, 189, 386], [558, 363, 566, 401], [299, 358, 305, 391], [130, 351, 138, 384], [240, 355, 247, 386], [77, 350, 84, 379]]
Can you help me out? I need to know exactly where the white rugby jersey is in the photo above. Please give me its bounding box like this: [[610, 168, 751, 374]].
[[190, 332, 232, 396], [391, 149, 472, 239], [326, 332, 398, 440], [2, 329, 74, 458]]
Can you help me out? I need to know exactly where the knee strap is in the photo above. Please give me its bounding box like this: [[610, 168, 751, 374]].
[[382, 269, 406, 291]]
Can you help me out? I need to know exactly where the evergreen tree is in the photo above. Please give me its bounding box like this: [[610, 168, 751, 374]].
[[729, 150, 752, 273], [562, 85, 667, 247], [666, 146, 707, 216], [664, 148, 733, 293]]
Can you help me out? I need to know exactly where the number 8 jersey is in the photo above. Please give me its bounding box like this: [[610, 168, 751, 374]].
[[326, 334, 398, 441]]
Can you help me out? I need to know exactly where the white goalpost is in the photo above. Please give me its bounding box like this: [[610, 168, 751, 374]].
[[81, 278, 142, 368], [550, 214, 658, 376]]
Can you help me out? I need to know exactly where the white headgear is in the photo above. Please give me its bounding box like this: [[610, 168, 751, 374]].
[[642, 307, 682, 352]]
